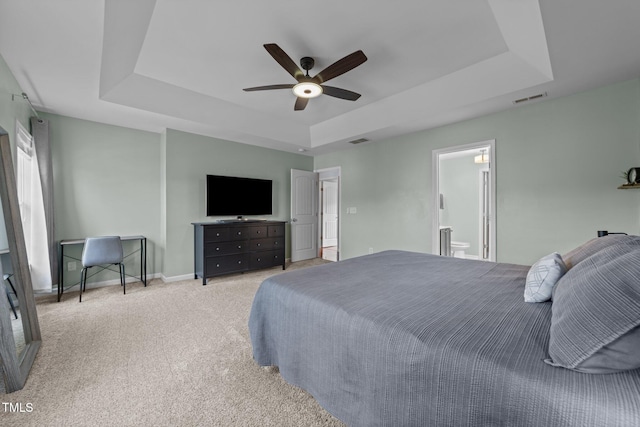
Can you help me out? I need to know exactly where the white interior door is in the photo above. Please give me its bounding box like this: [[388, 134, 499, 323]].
[[291, 169, 318, 262], [322, 180, 338, 247]]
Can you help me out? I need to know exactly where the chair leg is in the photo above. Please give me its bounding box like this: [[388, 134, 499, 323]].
[[5, 287, 18, 319], [120, 263, 126, 295], [5, 276, 18, 318], [4, 275, 18, 318], [5, 275, 17, 295], [79, 267, 88, 302]]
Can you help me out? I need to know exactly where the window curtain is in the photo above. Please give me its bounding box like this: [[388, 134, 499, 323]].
[[29, 117, 56, 291]]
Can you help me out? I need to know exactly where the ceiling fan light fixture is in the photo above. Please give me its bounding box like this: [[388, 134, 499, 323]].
[[293, 82, 323, 99]]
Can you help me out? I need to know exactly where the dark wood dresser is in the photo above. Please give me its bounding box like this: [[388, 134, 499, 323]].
[[192, 221, 286, 284]]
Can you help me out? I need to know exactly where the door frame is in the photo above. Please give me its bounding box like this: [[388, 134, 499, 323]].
[[316, 166, 341, 261], [431, 140, 496, 261]]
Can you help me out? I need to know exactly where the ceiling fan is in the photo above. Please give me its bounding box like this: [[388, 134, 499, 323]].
[[243, 43, 367, 111]]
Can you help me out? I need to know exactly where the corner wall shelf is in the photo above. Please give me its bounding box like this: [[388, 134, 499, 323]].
[[617, 184, 640, 189]]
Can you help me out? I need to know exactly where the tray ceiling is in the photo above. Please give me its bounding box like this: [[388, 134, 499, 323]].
[[1, 0, 639, 155]]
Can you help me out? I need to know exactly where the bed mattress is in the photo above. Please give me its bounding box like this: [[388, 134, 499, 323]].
[[249, 250, 640, 426]]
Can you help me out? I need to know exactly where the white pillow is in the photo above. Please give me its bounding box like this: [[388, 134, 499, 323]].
[[524, 252, 567, 303]]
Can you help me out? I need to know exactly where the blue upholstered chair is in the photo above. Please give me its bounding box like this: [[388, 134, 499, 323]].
[[79, 236, 125, 302]]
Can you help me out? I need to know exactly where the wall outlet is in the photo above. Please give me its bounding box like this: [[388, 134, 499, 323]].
[[68, 261, 76, 271], [368, 247, 374, 254]]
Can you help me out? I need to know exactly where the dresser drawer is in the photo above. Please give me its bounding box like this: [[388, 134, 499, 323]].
[[204, 227, 230, 242], [205, 254, 248, 275], [227, 227, 249, 240], [268, 224, 285, 237], [249, 250, 284, 269], [249, 226, 269, 238], [205, 241, 246, 255], [251, 237, 284, 251], [204, 226, 248, 242]]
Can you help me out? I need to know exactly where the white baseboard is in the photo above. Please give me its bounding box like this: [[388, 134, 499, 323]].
[[50, 261, 293, 292], [54, 273, 163, 292]]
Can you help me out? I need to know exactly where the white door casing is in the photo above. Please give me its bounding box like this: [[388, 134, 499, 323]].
[[291, 169, 319, 262], [431, 140, 496, 261], [479, 169, 490, 260]]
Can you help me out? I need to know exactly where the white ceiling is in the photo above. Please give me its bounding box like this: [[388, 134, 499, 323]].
[[1, 0, 639, 156]]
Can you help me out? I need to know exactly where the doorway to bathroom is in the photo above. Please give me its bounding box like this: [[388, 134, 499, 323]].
[[431, 140, 496, 261], [318, 167, 341, 262]]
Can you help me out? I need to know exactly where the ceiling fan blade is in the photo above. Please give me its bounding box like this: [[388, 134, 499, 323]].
[[243, 84, 295, 92], [294, 97, 309, 111], [264, 43, 304, 81], [321, 86, 361, 101], [313, 50, 367, 84]]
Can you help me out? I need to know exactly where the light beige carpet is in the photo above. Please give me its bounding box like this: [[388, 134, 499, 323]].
[[1, 259, 346, 426]]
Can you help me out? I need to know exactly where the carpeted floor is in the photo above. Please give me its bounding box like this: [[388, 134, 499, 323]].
[[1, 259, 345, 426]]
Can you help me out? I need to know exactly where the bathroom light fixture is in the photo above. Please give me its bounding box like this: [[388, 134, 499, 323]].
[[292, 82, 323, 99], [474, 149, 489, 164]]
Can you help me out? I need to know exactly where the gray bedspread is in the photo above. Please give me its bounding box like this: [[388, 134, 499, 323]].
[[249, 250, 640, 426]]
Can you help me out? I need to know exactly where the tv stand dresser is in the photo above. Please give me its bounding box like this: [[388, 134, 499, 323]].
[[192, 221, 286, 285]]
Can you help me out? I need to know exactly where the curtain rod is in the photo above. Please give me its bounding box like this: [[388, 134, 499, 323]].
[[11, 92, 40, 118]]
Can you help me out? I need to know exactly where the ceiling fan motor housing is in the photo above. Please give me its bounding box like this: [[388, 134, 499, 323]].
[[300, 56, 315, 72]]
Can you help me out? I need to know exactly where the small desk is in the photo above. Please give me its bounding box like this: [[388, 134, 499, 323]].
[[57, 235, 147, 302]]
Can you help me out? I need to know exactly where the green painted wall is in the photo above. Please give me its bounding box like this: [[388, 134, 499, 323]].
[[315, 79, 640, 265], [41, 118, 312, 283], [163, 129, 313, 278], [4, 50, 640, 278], [43, 112, 162, 287], [3, 53, 313, 285]]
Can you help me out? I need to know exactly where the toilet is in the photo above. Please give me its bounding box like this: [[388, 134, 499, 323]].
[[451, 241, 470, 258]]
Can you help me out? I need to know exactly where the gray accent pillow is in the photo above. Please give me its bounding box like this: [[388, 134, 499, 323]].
[[562, 234, 640, 269], [546, 244, 640, 373], [524, 252, 567, 303]]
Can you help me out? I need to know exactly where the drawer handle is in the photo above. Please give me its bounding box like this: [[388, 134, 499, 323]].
[[257, 243, 261, 247], [274, 241, 279, 245], [237, 231, 242, 235], [216, 247, 220, 251], [257, 258, 261, 262], [238, 260, 242, 264], [238, 245, 242, 249], [216, 233, 220, 237], [216, 264, 220, 267]]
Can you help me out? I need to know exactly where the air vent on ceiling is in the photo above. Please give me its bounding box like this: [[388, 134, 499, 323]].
[[348, 138, 369, 145], [513, 92, 548, 104]]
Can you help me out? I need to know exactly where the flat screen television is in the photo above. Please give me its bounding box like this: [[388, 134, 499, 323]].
[[206, 174, 273, 216]]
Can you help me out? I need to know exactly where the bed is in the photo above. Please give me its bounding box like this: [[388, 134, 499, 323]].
[[249, 238, 640, 426]]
